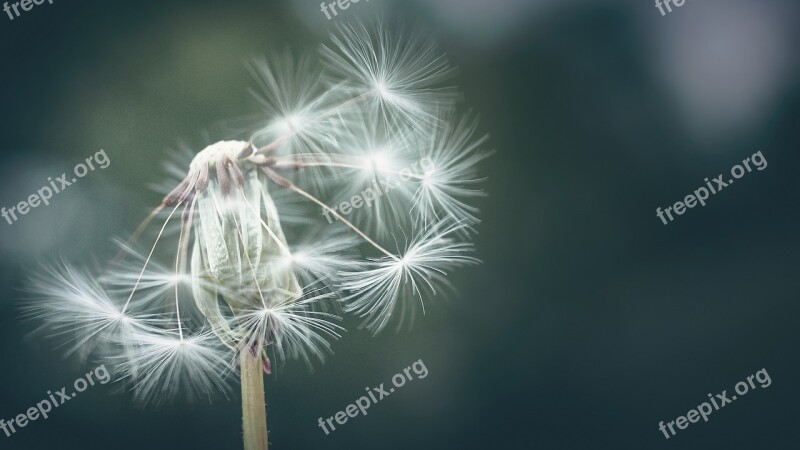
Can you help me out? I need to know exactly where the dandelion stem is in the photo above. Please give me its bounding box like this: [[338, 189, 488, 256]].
[[241, 350, 268, 450]]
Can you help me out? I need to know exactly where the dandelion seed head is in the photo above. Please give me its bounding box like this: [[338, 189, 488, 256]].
[[235, 292, 343, 366], [374, 81, 394, 100], [321, 21, 457, 130], [189, 140, 251, 172], [275, 114, 307, 135], [120, 329, 232, 404], [341, 220, 479, 333], [363, 150, 392, 171], [26, 21, 488, 403]]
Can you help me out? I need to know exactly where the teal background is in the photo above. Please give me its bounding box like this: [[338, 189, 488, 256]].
[[0, 0, 799, 449]]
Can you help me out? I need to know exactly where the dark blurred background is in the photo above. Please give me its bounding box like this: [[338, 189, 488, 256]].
[[1, 0, 799, 449]]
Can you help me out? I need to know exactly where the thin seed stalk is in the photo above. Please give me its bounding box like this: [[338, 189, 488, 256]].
[[241, 350, 268, 450]]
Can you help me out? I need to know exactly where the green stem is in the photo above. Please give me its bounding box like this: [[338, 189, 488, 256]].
[[241, 351, 268, 450]]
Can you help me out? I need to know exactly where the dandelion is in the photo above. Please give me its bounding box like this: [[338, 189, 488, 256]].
[[26, 21, 488, 450]]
